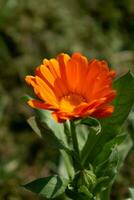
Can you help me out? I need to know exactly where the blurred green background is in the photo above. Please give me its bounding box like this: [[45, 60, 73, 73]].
[[0, 0, 134, 199]]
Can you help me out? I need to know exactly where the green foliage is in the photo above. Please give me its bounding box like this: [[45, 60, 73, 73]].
[[78, 185, 93, 199], [23, 175, 69, 199], [27, 115, 69, 152], [35, 109, 69, 148]]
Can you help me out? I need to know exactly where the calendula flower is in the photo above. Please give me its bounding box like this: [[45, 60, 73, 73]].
[[25, 53, 116, 122]]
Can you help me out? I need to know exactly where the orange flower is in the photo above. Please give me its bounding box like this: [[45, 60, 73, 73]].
[[25, 53, 116, 122]]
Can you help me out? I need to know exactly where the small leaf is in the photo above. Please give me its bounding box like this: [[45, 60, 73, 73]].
[[23, 175, 69, 199], [78, 185, 93, 198]]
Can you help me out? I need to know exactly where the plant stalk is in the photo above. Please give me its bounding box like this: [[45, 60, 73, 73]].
[[70, 120, 80, 158], [99, 186, 111, 200]]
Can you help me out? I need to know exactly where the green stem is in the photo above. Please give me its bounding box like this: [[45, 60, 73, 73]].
[[99, 186, 111, 200], [64, 120, 71, 143], [70, 120, 80, 158], [96, 194, 101, 200]]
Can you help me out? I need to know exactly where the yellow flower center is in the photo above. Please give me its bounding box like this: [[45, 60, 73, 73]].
[[60, 94, 86, 112]]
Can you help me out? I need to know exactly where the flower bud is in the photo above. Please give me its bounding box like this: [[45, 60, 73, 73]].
[[76, 169, 96, 190]]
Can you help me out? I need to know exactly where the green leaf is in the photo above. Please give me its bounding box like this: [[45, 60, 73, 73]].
[[59, 150, 75, 180], [35, 109, 69, 147], [94, 176, 110, 193], [78, 185, 93, 199], [100, 148, 119, 178], [93, 134, 127, 166], [23, 175, 69, 199], [102, 71, 134, 133], [111, 71, 134, 124], [81, 129, 100, 166], [75, 124, 89, 151], [94, 134, 133, 195], [85, 72, 134, 164], [94, 148, 119, 195], [75, 117, 101, 165], [27, 116, 42, 137], [27, 116, 70, 154]]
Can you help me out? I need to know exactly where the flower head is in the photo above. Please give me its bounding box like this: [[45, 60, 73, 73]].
[[25, 53, 116, 122]]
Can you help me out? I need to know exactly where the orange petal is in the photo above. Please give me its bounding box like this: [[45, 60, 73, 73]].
[[38, 64, 55, 85], [27, 99, 58, 110], [109, 70, 116, 78], [25, 75, 59, 107], [72, 52, 88, 68], [25, 75, 36, 87], [91, 105, 114, 118], [84, 61, 115, 101], [103, 90, 117, 103], [57, 53, 71, 95], [72, 53, 88, 94], [49, 58, 69, 96], [35, 76, 58, 106], [25, 76, 42, 99], [74, 98, 106, 116], [83, 60, 101, 99], [36, 64, 62, 98], [44, 58, 60, 77], [52, 111, 73, 122], [65, 58, 79, 92]]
